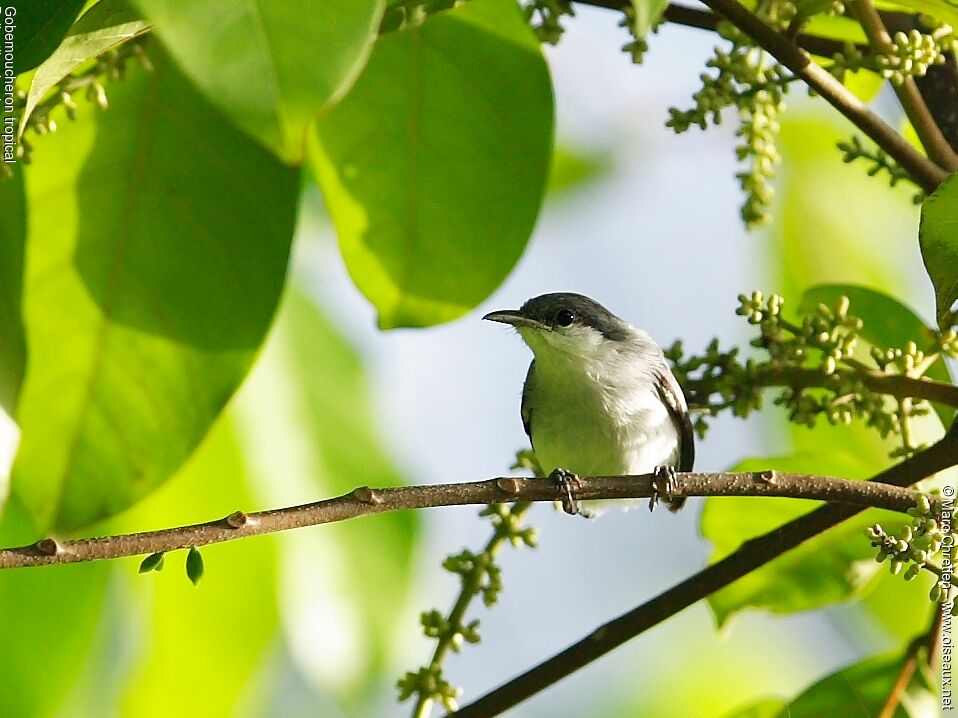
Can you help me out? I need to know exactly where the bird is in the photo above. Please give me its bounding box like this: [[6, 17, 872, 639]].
[[483, 292, 694, 514]]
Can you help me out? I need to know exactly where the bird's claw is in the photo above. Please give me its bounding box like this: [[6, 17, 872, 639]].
[[549, 468, 582, 516], [649, 465, 678, 512]]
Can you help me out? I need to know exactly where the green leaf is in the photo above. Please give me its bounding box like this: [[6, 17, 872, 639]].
[[882, 0, 958, 32], [0, 164, 26, 414], [117, 417, 280, 718], [799, 283, 955, 426], [703, 452, 907, 628], [20, 0, 151, 133], [778, 649, 922, 717], [629, 0, 668, 38], [0, 497, 110, 718], [14, 51, 299, 532], [775, 114, 921, 468], [919, 171, 958, 328], [131, 0, 384, 163], [185, 546, 204, 585], [235, 286, 421, 703], [721, 699, 789, 718], [9, 0, 87, 74], [138, 551, 164, 573], [311, 0, 554, 329], [547, 146, 611, 197]]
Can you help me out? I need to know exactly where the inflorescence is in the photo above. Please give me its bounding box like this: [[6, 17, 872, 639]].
[[667, 291, 956, 449]]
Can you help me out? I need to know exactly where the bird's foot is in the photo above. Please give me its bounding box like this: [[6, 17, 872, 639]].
[[549, 468, 583, 516], [649, 465, 678, 512]]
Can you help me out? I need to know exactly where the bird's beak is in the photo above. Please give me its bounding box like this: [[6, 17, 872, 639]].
[[482, 310, 541, 329]]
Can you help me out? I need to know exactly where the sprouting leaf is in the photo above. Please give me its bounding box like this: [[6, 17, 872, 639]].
[[119, 417, 280, 717], [234, 287, 421, 703], [185, 547, 204, 586], [311, 0, 553, 328], [138, 552, 165, 573], [919, 171, 958, 328]]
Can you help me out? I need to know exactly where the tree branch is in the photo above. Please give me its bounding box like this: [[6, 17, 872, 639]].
[[576, 0, 949, 193], [851, 0, 958, 172], [683, 364, 958, 411], [0, 471, 935, 570], [576, 0, 868, 57], [451, 424, 958, 717], [700, 0, 949, 192]]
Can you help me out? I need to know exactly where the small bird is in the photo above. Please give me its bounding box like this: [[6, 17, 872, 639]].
[[484, 292, 694, 514]]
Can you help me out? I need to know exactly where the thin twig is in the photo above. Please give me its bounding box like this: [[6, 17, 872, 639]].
[[576, 0, 869, 57], [700, 0, 948, 192], [580, 0, 948, 192], [850, 0, 958, 172], [412, 503, 532, 718], [684, 365, 958, 410], [451, 425, 958, 717], [0, 471, 935, 570]]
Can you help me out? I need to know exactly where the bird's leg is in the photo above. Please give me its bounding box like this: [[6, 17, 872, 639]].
[[649, 465, 678, 512], [549, 468, 582, 516]]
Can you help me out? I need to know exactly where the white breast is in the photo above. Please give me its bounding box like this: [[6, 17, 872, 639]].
[[526, 343, 681, 478]]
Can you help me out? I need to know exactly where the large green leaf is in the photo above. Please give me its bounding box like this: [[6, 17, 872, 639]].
[[9, 0, 87, 74], [117, 417, 279, 718], [235, 286, 420, 703], [14, 52, 299, 532], [20, 0, 151, 133], [703, 453, 907, 628], [722, 650, 930, 718], [132, 0, 384, 163], [0, 497, 110, 718], [311, 0, 554, 329], [919, 171, 958, 328], [799, 283, 955, 426], [0, 164, 26, 414], [774, 114, 917, 473], [778, 650, 928, 717]]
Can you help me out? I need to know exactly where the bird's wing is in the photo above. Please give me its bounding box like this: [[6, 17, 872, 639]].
[[521, 360, 536, 446], [655, 366, 695, 472]]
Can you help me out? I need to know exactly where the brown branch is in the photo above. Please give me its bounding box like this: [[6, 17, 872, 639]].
[[0, 471, 934, 570], [451, 424, 958, 718], [576, 0, 948, 193], [576, 0, 868, 57], [684, 365, 958, 410], [851, 0, 958, 172], [698, 0, 948, 193]]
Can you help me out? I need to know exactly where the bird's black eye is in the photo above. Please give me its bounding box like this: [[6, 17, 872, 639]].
[[555, 308, 575, 327]]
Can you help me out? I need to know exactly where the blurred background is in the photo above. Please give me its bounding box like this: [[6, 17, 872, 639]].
[[0, 5, 944, 717]]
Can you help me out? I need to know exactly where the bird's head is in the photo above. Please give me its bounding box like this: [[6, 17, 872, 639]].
[[483, 292, 633, 363]]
